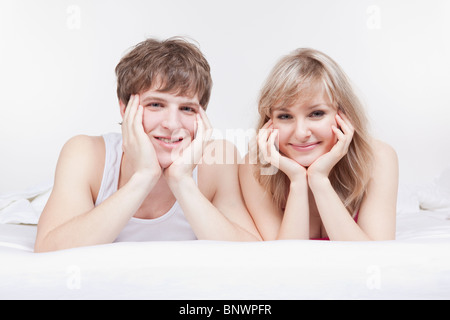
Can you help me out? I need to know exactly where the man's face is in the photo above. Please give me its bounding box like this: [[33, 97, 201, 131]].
[[123, 87, 201, 168]]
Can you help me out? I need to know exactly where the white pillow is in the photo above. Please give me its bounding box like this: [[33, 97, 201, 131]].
[[418, 166, 450, 212], [397, 184, 420, 214]]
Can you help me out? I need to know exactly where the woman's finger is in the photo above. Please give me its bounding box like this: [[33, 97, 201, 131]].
[[336, 112, 354, 136], [331, 125, 351, 159], [257, 130, 270, 163], [332, 124, 345, 141], [268, 129, 280, 166], [264, 119, 273, 128]]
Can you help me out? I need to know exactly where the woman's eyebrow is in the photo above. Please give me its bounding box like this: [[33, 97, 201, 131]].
[[273, 107, 291, 112], [307, 103, 333, 109]]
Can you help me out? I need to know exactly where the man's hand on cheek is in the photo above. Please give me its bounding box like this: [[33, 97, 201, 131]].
[[163, 108, 212, 184], [122, 94, 162, 181]]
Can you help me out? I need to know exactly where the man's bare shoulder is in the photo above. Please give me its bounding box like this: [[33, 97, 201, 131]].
[[61, 134, 104, 156], [56, 135, 106, 185], [200, 139, 242, 166], [197, 139, 240, 195]]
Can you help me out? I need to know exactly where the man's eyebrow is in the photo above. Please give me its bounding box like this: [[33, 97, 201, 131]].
[[181, 101, 201, 107], [140, 96, 166, 103], [140, 96, 200, 107]]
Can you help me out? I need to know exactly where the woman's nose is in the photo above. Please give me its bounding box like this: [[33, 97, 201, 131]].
[[294, 120, 312, 140]]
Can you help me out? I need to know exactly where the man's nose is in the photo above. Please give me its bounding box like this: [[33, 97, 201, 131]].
[[161, 109, 182, 130]]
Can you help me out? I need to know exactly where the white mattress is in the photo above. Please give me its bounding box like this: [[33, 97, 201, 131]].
[[0, 210, 449, 300], [1, 175, 450, 299]]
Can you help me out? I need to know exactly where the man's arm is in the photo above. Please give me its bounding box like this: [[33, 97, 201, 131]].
[[35, 98, 161, 252], [167, 140, 262, 241], [34, 135, 159, 252]]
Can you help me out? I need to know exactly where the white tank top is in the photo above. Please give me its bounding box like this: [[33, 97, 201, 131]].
[[95, 132, 197, 242]]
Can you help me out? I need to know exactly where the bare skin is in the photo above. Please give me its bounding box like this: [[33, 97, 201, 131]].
[[35, 91, 261, 252], [239, 94, 398, 241]]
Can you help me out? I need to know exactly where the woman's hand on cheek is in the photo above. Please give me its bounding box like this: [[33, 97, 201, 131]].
[[307, 112, 354, 184], [163, 107, 212, 184], [121, 94, 162, 181], [258, 120, 307, 183]]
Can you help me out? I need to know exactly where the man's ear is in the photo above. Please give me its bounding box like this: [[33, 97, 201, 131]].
[[119, 100, 126, 118]]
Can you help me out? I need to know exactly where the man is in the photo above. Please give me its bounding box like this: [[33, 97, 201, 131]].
[[34, 37, 261, 252]]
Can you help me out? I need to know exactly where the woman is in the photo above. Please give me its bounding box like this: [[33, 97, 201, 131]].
[[239, 48, 398, 241]]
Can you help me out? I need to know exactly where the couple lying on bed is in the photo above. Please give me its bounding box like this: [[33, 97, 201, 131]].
[[34, 37, 398, 252]]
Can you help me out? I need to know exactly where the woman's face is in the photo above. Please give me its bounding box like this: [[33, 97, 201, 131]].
[[272, 89, 338, 167], [124, 87, 200, 168]]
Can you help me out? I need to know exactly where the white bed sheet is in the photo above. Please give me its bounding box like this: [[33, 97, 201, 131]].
[[1, 176, 450, 300], [0, 211, 449, 300]]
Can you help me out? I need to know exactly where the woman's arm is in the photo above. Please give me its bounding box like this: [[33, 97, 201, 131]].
[[308, 177, 372, 241], [279, 178, 310, 239], [238, 158, 310, 240], [238, 159, 284, 240], [353, 140, 398, 240], [309, 141, 398, 240], [238, 121, 310, 240], [307, 113, 398, 240]]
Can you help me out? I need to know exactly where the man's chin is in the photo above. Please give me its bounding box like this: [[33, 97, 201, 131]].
[[156, 142, 194, 169], [157, 157, 174, 169], [157, 151, 183, 169]]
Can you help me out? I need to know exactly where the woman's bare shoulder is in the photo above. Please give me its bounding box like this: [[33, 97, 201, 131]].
[[371, 139, 398, 164], [369, 139, 399, 182], [372, 139, 396, 154]]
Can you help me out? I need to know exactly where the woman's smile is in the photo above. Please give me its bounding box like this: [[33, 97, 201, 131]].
[[289, 141, 322, 152], [273, 90, 338, 167]]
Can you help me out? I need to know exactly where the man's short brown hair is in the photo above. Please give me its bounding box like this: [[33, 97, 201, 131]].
[[115, 37, 212, 109]]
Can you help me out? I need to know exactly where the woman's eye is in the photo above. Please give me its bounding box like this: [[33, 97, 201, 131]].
[[310, 110, 325, 118], [147, 103, 162, 108], [276, 114, 292, 120]]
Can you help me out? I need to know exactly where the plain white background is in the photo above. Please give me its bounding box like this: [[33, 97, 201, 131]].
[[0, 0, 449, 193]]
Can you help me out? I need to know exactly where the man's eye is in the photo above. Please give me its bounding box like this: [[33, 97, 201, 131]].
[[181, 106, 196, 113], [145, 103, 162, 108]]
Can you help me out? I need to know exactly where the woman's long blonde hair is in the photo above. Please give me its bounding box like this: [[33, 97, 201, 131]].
[[255, 48, 374, 216]]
